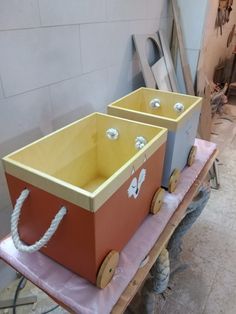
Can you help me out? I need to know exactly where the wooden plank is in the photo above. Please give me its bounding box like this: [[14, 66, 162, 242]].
[[170, 21, 178, 70], [133, 32, 178, 93], [158, 30, 179, 92], [198, 83, 212, 141], [133, 33, 162, 88], [171, 0, 195, 96], [111, 149, 218, 314], [151, 57, 172, 91]]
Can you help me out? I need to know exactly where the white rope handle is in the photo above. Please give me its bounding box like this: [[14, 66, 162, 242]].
[[11, 189, 67, 253]]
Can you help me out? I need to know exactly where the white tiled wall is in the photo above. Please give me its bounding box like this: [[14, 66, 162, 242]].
[[0, 0, 169, 284], [107, 61, 134, 102], [38, 0, 107, 26], [0, 88, 52, 145], [80, 22, 132, 73], [0, 0, 41, 30], [0, 26, 82, 96], [49, 69, 108, 128], [174, 0, 208, 93], [107, 0, 148, 21], [0, 79, 4, 99], [147, 0, 166, 20]]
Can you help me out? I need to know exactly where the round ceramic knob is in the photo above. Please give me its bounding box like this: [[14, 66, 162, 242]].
[[106, 128, 119, 140], [135, 136, 147, 150], [174, 102, 185, 113], [149, 98, 161, 108]]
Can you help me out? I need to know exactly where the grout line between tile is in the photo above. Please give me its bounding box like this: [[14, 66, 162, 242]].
[[2, 74, 82, 99], [77, 24, 83, 75], [0, 18, 152, 33], [3, 57, 133, 99], [0, 74, 5, 98], [36, 0, 43, 26]]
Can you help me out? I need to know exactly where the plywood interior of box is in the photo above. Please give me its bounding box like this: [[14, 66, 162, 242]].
[[6, 113, 164, 193], [110, 88, 201, 120]]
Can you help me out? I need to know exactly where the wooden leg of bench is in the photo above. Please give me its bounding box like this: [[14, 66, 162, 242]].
[[0, 296, 37, 309], [167, 182, 211, 275]]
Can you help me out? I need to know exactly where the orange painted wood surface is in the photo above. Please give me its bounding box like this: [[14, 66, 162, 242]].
[[5, 143, 166, 285]]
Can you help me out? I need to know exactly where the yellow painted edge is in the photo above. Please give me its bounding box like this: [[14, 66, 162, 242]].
[[3, 112, 99, 160], [108, 87, 203, 131], [3, 158, 92, 210], [175, 98, 202, 129], [3, 112, 168, 213], [107, 106, 177, 131], [141, 87, 199, 99], [3, 130, 167, 213], [110, 87, 202, 109], [141, 88, 203, 129]]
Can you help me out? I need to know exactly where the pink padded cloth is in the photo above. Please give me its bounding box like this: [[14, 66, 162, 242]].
[[0, 139, 216, 314]]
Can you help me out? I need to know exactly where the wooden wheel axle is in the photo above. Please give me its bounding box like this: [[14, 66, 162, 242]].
[[96, 250, 119, 289]]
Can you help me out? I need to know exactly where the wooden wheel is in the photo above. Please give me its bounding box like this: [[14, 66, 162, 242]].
[[150, 187, 165, 214], [96, 250, 119, 289], [187, 145, 197, 166], [168, 169, 180, 193]]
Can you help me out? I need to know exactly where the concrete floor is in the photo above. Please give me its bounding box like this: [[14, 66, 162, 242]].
[[159, 96, 236, 314], [1, 97, 236, 314], [0, 278, 67, 313]]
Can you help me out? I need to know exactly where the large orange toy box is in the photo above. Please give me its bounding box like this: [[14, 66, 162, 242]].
[[3, 113, 167, 288]]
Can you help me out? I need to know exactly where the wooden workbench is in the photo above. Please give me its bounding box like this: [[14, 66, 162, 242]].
[[0, 142, 217, 314], [112, 148, 217, 313]]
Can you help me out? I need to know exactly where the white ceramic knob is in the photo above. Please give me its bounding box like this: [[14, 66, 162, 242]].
[[174, 102, 185, 113], [149, 98, 161, 108], [135, 136, 147, 150], [106, 128, 119, 140]]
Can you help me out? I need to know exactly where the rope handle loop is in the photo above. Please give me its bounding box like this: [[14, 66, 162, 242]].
[[11, 189, 67, 253]]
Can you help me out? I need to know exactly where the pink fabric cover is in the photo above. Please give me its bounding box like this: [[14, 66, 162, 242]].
[[0, 139, 216, 314]]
